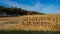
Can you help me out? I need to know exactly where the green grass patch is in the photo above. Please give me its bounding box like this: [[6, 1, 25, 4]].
[[0, 30, 60, 34]]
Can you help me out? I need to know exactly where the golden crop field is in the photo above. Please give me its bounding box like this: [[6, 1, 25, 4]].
[[0, 14, 60, 31]]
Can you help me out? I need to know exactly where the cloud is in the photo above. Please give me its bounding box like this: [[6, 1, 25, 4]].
[[0, 0, 41, 11], [0, 0, 60, 14], [0, 0, 23, 8]]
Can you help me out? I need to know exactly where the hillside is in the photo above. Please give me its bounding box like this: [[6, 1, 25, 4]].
[[0, 6, 45, 16], [0, 14, 60, 31]]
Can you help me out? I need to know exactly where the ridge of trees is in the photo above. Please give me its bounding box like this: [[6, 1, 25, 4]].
[[0, 6, 45, 16]]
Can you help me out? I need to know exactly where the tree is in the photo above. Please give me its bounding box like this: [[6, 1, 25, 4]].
[[0, 6, 45, 16]]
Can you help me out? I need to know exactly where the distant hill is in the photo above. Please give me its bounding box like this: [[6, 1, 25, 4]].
[[0, 6, 45, 16]]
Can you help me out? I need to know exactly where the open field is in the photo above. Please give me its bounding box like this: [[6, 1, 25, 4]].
[[0, 14, 60, 31]]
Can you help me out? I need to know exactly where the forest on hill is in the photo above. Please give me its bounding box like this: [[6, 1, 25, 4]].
[[0, 6, 45, 16]]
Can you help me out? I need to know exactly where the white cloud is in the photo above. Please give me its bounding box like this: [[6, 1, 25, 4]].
[[0, 0, 22, 8], [0, 0, 41, 11], [0, 0, 60, 14]]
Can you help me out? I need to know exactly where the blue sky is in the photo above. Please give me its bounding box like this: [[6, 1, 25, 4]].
[[0, 0, 60, 14]]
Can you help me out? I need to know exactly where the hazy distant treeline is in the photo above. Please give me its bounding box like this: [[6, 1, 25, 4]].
[[0, 6, 45, 16]]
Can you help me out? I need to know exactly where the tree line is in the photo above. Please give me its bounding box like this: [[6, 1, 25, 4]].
[[0, 6, 45, 16]]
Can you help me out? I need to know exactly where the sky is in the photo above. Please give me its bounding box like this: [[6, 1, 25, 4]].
[[0, 0, 60, 14]]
